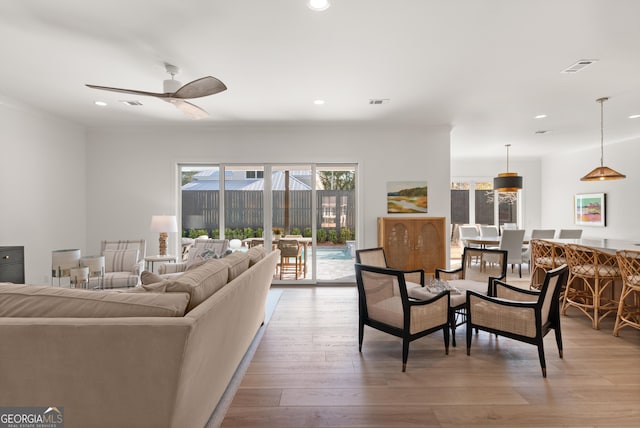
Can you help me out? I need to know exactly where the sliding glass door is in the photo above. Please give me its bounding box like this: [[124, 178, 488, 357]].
[[179, 163, 357, 283]]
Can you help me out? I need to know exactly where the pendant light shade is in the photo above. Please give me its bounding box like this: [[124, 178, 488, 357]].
[[580, 97, 626, 181], [493, 144, 523, 192]]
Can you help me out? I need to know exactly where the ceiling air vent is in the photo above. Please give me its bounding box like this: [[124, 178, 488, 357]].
[[369, 99, 390, 105], [561, 59, 598, 74], [535, 130, 551, 135], [120, 100, 143, 106]]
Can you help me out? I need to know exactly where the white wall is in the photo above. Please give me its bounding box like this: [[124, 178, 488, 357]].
[[451, 157, 542, 232], [86, 124, 452, 264], [541, 138, 639, 241], [0, 99, 86, 284]]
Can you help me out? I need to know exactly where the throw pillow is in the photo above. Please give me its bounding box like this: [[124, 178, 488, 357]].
[[186, 247, 219, 269], [141, 270, 164, 285], [164, 259, 229, 312], [220, 251, 250, 281]]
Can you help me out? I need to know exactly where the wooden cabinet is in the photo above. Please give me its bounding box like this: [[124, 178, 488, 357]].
[[377, 217, 446, 275], [0, 246, 25, 283]]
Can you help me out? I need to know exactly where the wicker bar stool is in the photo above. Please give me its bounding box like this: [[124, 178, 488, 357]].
[[530, 239, 566, 290], [561, 244, 620, 329], [613, 250, 640, 336]]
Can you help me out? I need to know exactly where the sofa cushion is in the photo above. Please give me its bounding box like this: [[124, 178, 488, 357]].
[[220, 251, 250, 281], [0, 283, 189, 317], [247, 245, 268, 267], [104, 248, 139, 272], [164, 259, 229, 312]]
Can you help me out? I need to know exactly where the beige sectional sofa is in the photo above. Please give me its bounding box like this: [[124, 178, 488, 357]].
[[0, 246, 278, 428]]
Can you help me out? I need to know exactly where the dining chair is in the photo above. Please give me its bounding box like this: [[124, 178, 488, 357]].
[[529, 239, 566, 290], [278, 239, 303, 279], [613, 250, 640, 336], [466, 264, 569, 377], [355, 263, 450, 371], [557, 229, 583, 239], [459, 225, 480, 248], [523, 230, 556, 273], [499, 229, 526, 277], [530, 229, 555, 239], [561, 243, 620, 329], [480, 225, 499, 238]]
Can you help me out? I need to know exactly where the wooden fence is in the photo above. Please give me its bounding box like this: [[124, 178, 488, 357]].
[[182, 190, 355, 234]]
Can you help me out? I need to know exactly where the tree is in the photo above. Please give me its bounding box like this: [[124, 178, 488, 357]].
[[319, 171, 355, 190]]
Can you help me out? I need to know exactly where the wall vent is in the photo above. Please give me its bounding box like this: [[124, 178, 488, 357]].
[[561, 59, 598, 74], [369, 99, 390, 105], [120, 100, 143, 106]]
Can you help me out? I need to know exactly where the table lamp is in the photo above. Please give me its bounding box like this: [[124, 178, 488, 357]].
[[150, 215, 178, 256]]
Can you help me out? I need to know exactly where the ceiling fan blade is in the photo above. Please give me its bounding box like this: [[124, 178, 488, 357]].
[[166, 99, 209, 120], [85, 84, 166, 98], [172, 76, 227, 99]]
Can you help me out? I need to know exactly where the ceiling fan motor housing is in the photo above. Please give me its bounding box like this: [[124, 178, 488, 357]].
[[163, 78, 182, 94]]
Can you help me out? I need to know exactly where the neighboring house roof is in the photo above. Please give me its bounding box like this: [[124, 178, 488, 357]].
[[183, 170, 316, 191]]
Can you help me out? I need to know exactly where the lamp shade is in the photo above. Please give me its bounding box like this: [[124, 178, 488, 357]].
[[493, 172, 523, 192], [150, 215, 178, 233], [580, 166, 627, 181], [493, 144, 523, 192], [581, 97, 626, 182]]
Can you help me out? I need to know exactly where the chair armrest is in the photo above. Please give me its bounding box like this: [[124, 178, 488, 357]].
[[401, 269, 425, 286], [133, 260, 144, 276], [467, 289, 537, 309], [158, 262, 187, 275], [436, 267, 462, 281]]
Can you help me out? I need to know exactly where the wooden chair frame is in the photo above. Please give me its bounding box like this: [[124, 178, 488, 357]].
[[466, 264, 569, 377], [613, 250, 640, 336], [355, 263, 450, 372], [561, 244, 620, 329]]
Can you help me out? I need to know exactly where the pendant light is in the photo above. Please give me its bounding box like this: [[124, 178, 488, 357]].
[[493, 144, 523, 192], [580, 97, 626, 181]]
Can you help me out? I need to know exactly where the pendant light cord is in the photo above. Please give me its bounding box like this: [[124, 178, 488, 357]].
[[599, 98, 604, 168], [505, 144, 510, 172]]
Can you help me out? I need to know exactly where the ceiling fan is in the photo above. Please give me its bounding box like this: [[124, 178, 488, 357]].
[[86, 64, 227, 119]]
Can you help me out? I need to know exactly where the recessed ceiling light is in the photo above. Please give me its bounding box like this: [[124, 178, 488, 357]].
[[629, 114, 640, 119], [94, 101, 107, 107], [120, 100, 143, 106], [535, 114, 547, 119], [308, 0, 330, 11], [313, 99, 325, 105]]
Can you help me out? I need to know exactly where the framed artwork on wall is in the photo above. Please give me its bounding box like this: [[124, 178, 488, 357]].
[[574, 193, 605, 227], [387, 181, 428, 213]]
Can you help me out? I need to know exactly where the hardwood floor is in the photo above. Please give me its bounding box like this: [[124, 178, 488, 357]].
[[221, 281, 640, 427]]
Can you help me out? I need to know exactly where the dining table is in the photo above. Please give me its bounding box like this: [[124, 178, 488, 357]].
[[547, 238, 640, 253], [243, 236, 313, 278], [465, 236, 529, 249]]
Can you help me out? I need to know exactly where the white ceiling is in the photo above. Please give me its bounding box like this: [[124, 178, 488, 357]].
[[1, 0, 640, 159]]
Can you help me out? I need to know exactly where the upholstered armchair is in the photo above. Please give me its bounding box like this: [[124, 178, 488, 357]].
[[466, 264, 569, 377], [158, 239, 229, 275], [355, 263, 450, 372], [93, 239, 146, 288]]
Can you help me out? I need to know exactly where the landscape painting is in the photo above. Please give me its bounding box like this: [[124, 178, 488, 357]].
[[574, 193, 605, 227], [387, 181, 428, 213]]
